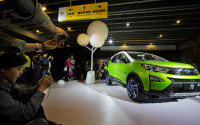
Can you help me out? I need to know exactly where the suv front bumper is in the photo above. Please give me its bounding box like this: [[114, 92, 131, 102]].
[[147, 79, 200, 97]]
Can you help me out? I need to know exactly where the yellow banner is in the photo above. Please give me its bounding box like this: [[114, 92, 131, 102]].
[[58, 2, 108, 22]]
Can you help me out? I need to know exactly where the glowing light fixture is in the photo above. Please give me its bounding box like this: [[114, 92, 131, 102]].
[[42, 7, 46, 11], [109, 39, 112, 43], [67, 27, 74, 31], [123, 43, 126, 46], [159, 34, 163, 38], [126, 22, 130, 26], [176, 20, 181, 24], [36, 30, 40, 33], [150, 43, 153, 45]]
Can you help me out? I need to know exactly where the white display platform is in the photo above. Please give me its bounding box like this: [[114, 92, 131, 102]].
[[85, 71, 95, 84], [43, 80, 200, 125]]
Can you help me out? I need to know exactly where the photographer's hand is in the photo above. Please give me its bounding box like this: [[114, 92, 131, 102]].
[[24, 38, 58, 52], [37, 77, 53, 92], [43, 38, 59, 50], [56, 27, 69, 38]]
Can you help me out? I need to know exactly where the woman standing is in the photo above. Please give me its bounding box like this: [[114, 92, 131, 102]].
[[63, 58, 73, 81]]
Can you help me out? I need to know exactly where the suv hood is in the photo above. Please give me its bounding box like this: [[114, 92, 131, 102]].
[[140, 61, 194, 68]]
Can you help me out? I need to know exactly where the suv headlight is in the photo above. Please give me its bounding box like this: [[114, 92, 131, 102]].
[[141, 64, 169, 73]]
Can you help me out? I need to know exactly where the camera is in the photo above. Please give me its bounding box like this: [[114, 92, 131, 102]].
[[54, 35, 67, 40], [44, 72, 51, 77], [58, 35, 67, 40]]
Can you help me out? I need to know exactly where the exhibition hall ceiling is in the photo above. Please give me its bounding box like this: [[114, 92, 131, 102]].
[[0, 0, 200, 47]]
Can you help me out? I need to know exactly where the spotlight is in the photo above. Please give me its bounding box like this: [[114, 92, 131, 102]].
[[36, 30, 40, 33], [126, 22, 130, 26], [176, 20, 181, 24], [42, 7, 46, 11]]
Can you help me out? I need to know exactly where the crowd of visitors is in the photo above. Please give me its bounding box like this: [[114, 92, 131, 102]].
[[17, 53, 109, 84], [17, 53, 54, 86], [62, 56, 108, 82]]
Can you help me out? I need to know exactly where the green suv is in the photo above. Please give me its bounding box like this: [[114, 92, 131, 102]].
[[104, 51, 200, 102]]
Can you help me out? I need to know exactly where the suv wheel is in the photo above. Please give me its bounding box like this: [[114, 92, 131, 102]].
[[127, 77, 144, 102], [106, 72, 112, 85]]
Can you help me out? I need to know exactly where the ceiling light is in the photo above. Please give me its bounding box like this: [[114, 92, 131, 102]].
[[68, 27, 71, 31], [124, 43, 126, 46], [36, 30, 40, 33], [150, 43, 153, 45], [109, 39, 112, 43], [126, 23, 130, 26], [42, 7, 46, 11], [176, 20, 181, 24], [159, 34, 163, 38]]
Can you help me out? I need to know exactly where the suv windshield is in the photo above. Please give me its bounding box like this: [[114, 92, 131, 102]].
[[128, 52, 168, 61]]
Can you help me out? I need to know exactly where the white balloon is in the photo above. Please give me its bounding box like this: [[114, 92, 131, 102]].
[[87, 20, 108, 40], [77, 34, 90, 46], [90, 33, 105, 48], [57, 80, 65, 87]]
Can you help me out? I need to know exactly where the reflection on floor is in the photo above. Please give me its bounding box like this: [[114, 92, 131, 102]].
[[42, 80, 200, 125]]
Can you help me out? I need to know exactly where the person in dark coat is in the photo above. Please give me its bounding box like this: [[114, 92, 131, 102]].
[[0, 52, 59, 125]]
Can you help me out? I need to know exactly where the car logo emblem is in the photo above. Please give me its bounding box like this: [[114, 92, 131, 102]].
[[190, 84, 194, 90]]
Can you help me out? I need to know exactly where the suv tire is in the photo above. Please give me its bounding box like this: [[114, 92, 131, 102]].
[[106, 72, 112, 86], [127, 77, 144, 102]]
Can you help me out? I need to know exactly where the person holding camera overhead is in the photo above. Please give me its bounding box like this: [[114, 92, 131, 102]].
[[0, 0, 69, 54], [0, 52, 61, 125]]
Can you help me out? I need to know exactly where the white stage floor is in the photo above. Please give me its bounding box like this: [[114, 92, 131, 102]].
[[42, 80, 200, 125]]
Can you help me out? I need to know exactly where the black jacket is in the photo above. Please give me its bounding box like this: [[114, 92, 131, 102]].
[[0, 81, 45, 125]]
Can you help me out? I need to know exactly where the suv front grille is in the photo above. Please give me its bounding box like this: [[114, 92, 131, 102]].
[[165, 78, 200, 92], [166, 68, 198, 75], [168, 78, 200, 82]]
